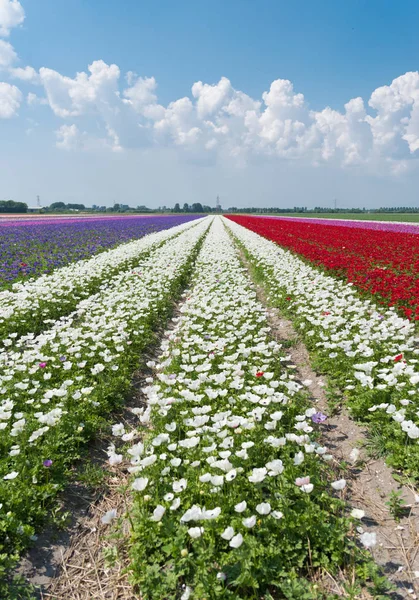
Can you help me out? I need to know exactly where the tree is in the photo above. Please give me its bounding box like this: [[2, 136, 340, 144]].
[[191, 203, 204, 213], [50, 202, 66, 209], [67, 203, 85, 210], [0, 200, 28, 213], [183, 203, 189, 213], [173, 203, 181, 213]]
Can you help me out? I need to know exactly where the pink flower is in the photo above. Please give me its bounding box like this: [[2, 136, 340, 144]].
[[39, 362, 47, 369], [295, 476, 310, 487]]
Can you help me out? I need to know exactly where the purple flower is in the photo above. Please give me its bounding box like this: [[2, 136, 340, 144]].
[[311, 412, 327, 424], [39, 362, 47, 369], [43, 459, 53, 468], [59, 356, 67, 362]]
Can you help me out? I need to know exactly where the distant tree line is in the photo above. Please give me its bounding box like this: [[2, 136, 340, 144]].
[[172, 203, 217, 213], [49, 202, 86, 211], [0, 200, 28, 213]]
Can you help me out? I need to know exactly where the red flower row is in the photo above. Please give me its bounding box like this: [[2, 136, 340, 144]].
[[226, 216, 419, 320]]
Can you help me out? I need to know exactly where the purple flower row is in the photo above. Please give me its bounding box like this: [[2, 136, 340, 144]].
[[0, 215, 200, 288]]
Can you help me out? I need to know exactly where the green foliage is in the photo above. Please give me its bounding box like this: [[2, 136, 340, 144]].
[[385, 490, 406, 522]]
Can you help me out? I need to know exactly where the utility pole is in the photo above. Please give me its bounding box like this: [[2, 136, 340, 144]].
[[333, 198, 337, 211], [36, 195, 41, 207]]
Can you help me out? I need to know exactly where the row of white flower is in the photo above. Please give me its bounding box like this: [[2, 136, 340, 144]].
[[0, 217, 210, 487], [113, 217, 354, 599], [224, 218, 419, 445], [0, 217, 204, 342]]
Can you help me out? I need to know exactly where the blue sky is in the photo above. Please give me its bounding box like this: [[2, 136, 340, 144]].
[[1, 0, 419, 208]]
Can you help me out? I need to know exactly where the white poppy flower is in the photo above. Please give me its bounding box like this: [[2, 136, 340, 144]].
[[101, 509, 117, 524], [150, 505, 166, 522], [256, 502, 271, 515], [221, 526, 235, 540], [188, 527, 204, 538], [234, 501, 247, 513], [360, 531, 377, 548], [331, 479, 346, 491], [229, 533, 244, 548], [132, 477, 149, 492], [242, 515, 257, 528]]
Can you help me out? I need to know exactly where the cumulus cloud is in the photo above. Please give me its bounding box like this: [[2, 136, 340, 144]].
[[0, 0, 24, 37], [55, 124, 82, 150], [0, 79, 22, 117], [10, 65, 39, 82], [28, 57, 419, 172], [0, 38, 16, 68]]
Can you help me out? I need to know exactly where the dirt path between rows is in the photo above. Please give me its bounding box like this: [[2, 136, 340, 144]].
[[246, 260, 419, 599]]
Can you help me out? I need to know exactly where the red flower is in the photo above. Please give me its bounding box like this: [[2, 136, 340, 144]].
[[256, 371, 264, 378], [394, 354, 403, 362]]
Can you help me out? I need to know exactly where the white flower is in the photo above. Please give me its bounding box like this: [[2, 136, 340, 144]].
[[225, 469, 237, 481], [266, 459, 284, 476], [109, 453, 123, 466], [150, 505, 166, 522], [256, 502, 271, 515], [132, 477, 149, 492], [301, 484, 314, 494], [173, 478, 187, 493], [3, 471, 18, 480], [234, 501, 247, 513], [202, 507, 221, 520], [164, 493, 174, 502], [111, 423, 125, 437], [170, 498, 181, 511], [242, 515, 256, 528], [351, 509, 365, 519], [360, 531, 377, 548], [349, 448, 360, 464], [331, 479, 346, 491], [229, 533, 244, 548], [188, 526, 204, 538], [271, 511, 283, 520], [293, 452, 304, 466], [248, 467, 267, 483], [101, 509, 117, 524], [181, 586, 191, 600], [221, 526, 235, 540], [181, 505, 202, 522]]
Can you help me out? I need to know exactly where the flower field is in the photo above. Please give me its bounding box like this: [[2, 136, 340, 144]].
[[0, 215, 200, 289], [0, 217, 202, 340], [225, 217, 419, 478], [0, 217, 208, 586], [227, 215, 419, 320], [108, 219, 384, 599], [1, 214, 417, 598]]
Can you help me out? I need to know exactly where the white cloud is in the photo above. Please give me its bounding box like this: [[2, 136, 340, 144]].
[[55, 124, 82, 150], [39, 60, 121, 118], [31, 58, 419, 172], [0, 38, 16, 67], [0, 0, 24, 37], [366, 71, 419, 157], [10, 65, 39, 82], [0, 79, 22, 117], [27, 91, 48, 106]]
